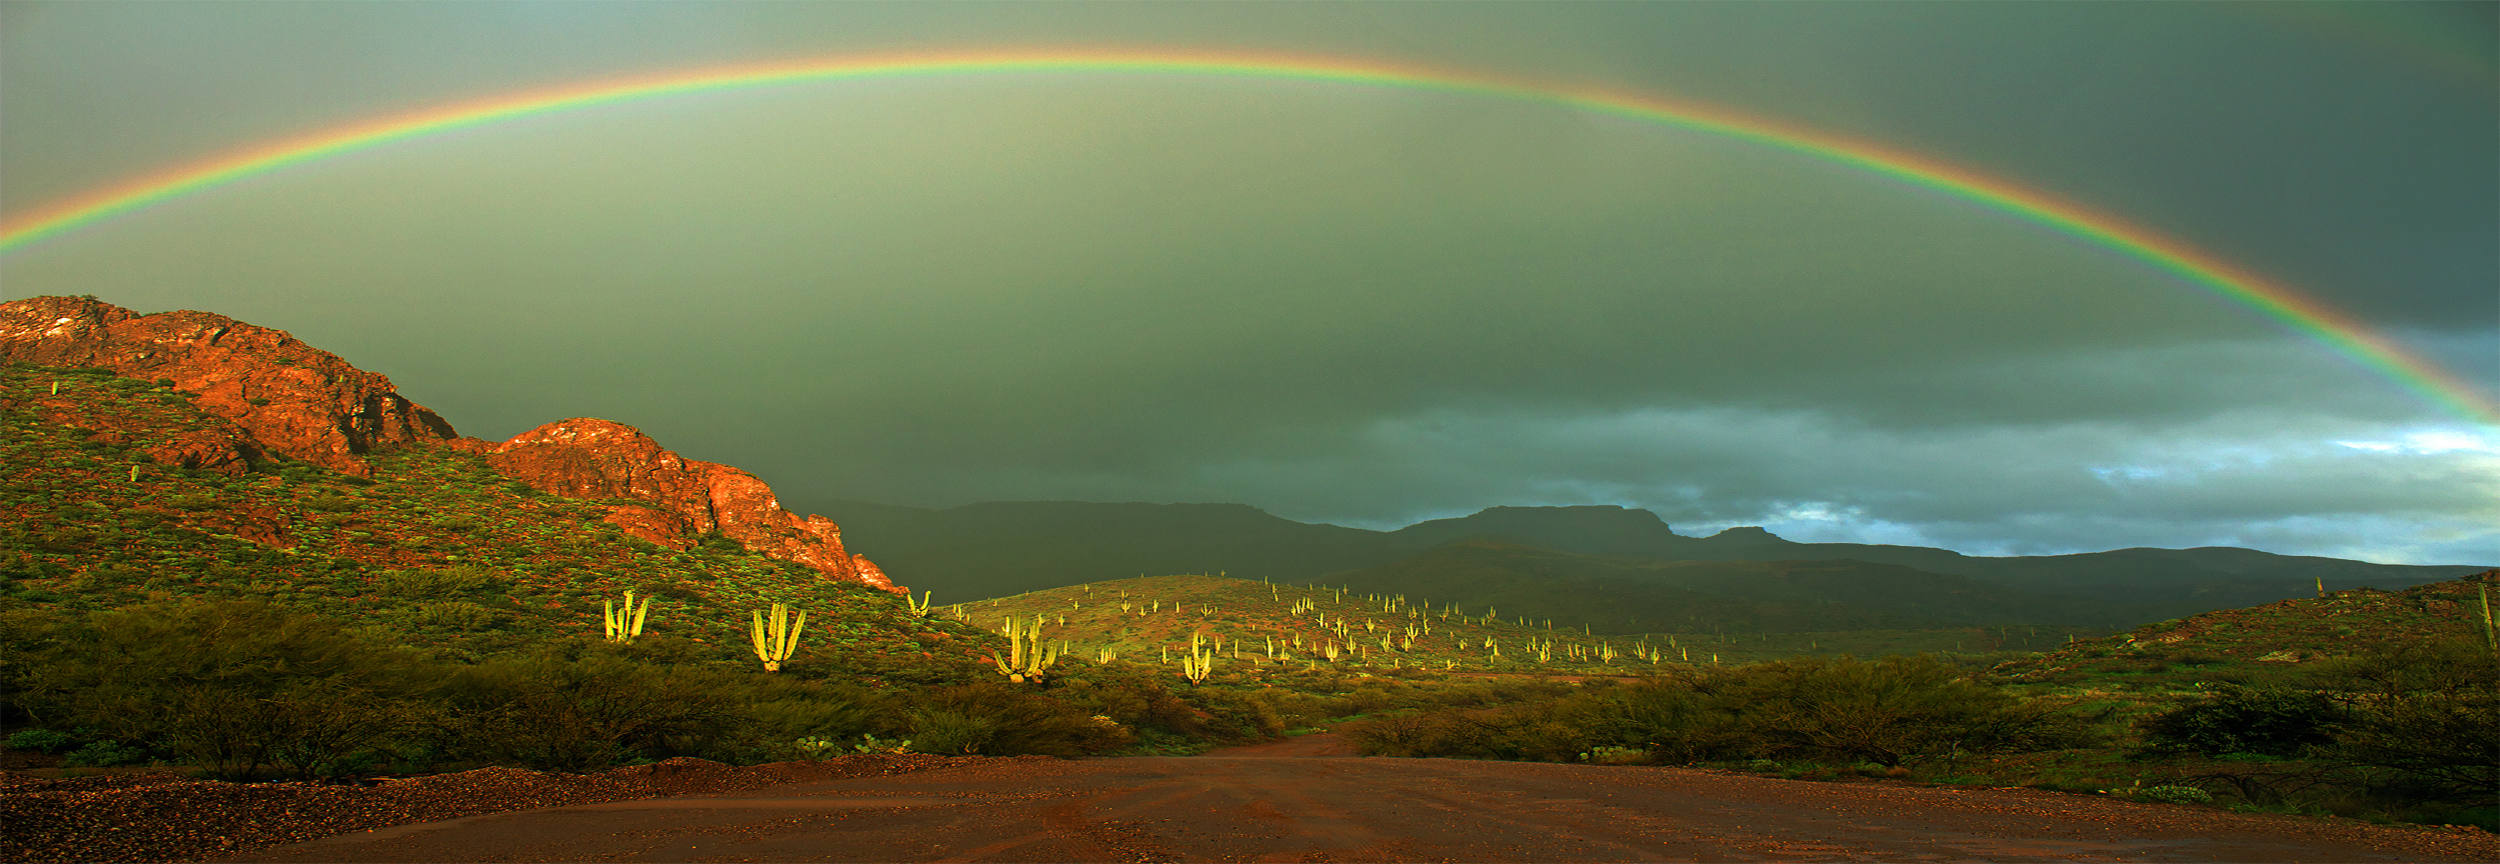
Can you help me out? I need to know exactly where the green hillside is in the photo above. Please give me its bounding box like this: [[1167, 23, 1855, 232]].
[[1992, 569, 2500, 693], [0, 362, 989, 678], [961, 572, 1718, 675]]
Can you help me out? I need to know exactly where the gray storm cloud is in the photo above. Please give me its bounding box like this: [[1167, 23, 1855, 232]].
[[4, 2, 2492, 563]]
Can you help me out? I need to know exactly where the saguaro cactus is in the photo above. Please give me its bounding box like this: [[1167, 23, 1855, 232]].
[[604, 590, 651, 643], [749, 603, 806, 671]]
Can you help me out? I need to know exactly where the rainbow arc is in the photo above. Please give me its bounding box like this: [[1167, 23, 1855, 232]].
[[1, 49, 2489, 424]]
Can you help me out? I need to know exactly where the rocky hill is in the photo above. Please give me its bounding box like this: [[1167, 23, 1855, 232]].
[[0, 296, 981, 680], [0, 295, 895, 594]]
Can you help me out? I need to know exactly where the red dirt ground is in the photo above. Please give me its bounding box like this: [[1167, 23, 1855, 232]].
[[229, 737, 2498, 863]]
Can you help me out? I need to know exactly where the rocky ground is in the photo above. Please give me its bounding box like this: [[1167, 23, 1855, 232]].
[[14, 746, 2493, 863], [0, 754, 1005, 863]]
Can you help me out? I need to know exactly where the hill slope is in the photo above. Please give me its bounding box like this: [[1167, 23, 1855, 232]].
[[0, 297, 976, 678], [1329, 540, 2167, 634], [1991, 569, 2500, 691], [795, 500, 2485, 624], [965, 572, 1698, 675]]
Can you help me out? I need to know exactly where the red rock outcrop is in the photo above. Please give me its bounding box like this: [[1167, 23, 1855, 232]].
[[17, 381, 264, 475], [0, 296, 456, 476], [2, 295, 896, 593], [488, 418, 901, 594]]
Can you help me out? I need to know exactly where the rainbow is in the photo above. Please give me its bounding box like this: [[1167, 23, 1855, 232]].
[[2, 48, 2490, 424]]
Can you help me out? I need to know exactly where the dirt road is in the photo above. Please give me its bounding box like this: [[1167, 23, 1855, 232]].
[[238, 745, 2495, 863]]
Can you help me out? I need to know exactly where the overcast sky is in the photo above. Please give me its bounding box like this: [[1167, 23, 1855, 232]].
[[4, 2, 2494, 564]]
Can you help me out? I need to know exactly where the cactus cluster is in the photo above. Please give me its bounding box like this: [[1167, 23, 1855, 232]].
[[750, 603, 806, 672], [1179, 631, 1216, 684], [989, 614, 1060, 682], [603, 590, 651, 643]]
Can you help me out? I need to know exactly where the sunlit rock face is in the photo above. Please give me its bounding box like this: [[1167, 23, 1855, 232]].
[[0, 295, 455, 476], [490, 418, 901, 594], [0, 294, 899, 594]]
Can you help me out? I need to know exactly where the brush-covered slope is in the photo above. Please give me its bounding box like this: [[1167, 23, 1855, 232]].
[[0, 295, 981, 678], [0, 360, 985, 677], [1330, 539, 2150, 634], [1991, 569, 2500, 690], [963, 573, 1698, 674]]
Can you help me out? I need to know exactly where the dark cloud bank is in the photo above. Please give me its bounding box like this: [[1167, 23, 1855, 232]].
[[3, 3, 2492, 563]]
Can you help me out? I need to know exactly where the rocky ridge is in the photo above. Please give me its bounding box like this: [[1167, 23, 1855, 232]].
[[484, 418, 894, 592], [0, 295, 452, 477], [0, 296, 895, 593]]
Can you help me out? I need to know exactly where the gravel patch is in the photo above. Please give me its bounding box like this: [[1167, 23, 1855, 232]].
[[0, 754, 1012, 863]]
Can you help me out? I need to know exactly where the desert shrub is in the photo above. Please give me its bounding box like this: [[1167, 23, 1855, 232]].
[[439, 653, 737, 772], [429, 516, 482, 533], [2135, 785, 2215, 805], [6, 728, 71, 753], [906, 709, 998, 755], [1050, 670, 1274, 744], [61, 738, 150, 768], [2313, 639, 2499, 803], [379, 565, 499, 599], [1245, 687, 1352, 731], [696, 677, 894, 764], [6, 601, 434, 779], [2140, 686, 2346, 757], [404, 601, 496, 630], [1693, 655, 2084, 767], [1350, 657, 2084, 768], [1346, 700, 1589, 762], [260, 682, 434, 780], [301, 492, 357, 512], [906, 682, 1129, 757]]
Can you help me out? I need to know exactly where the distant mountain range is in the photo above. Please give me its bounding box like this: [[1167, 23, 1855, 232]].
[[792, 500, 2488, 631]]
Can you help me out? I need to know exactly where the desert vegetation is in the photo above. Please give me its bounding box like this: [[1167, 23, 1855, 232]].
[[1, 358, 2492, 840]]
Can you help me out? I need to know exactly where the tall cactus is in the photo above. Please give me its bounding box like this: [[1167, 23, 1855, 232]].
[[1180, 640, 1215, 684], [988, 615, 1057, 682], [908, 589, 934, 617], [2480, 583, 2496, 655], [749, 603, 806, 671], [604, 590, 651, 643]]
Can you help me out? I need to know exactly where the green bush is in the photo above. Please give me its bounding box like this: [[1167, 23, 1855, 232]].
[[2313, 639, 2499, 803], [2139, 686, 2345, 757], [2135, 785, 2215, 805], [404, 601, 496, 630], [906, 709, 998, 755], [1348, 656, 2086, 768], [906, 682, 1129, 757], [379, 565, 498, 599], [438, 653, 736, 772], [301, 493, 358, 513], [7, 601, 435, 780], [5, 728, 71, 753], [62, 739, 150, 767]]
